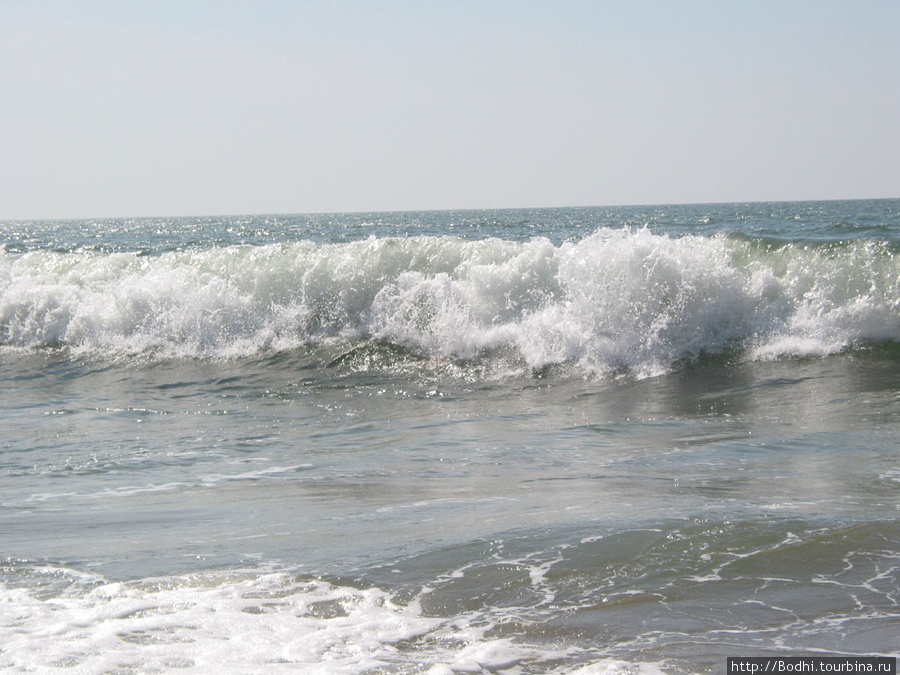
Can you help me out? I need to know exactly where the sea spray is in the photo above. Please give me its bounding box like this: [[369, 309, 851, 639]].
[[1, 227, 898, 374]]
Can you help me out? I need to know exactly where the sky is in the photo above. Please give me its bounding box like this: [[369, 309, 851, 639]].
[[1, 0, 898, 220]]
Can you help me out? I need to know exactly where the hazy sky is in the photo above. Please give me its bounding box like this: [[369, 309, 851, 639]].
[[1, 0, 898, 219]]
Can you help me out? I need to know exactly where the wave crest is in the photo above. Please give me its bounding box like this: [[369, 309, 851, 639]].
[[1, 230, 898, 375]]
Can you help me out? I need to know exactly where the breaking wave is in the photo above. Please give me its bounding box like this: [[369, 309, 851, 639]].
[[1, 229, 898, 377]]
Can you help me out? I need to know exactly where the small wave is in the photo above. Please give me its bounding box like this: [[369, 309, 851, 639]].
[[1, 230, 898, 377]]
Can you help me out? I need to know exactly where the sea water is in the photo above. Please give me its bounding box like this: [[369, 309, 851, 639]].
[[1, 200, 898, 673]]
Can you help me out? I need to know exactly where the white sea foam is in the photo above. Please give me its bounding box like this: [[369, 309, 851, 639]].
[[0, 567, 641, 674], [1, 230, 897, 375], [0, 570, 434, 673]]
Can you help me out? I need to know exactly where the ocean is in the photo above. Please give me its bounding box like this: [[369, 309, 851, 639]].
[[1, 200, 898, 673]]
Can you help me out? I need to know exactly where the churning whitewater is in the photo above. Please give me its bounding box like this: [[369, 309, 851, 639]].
[[2, 226, 898, 376]]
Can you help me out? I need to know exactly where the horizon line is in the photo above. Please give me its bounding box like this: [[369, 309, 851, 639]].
[[2, 195, 897, 223]]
